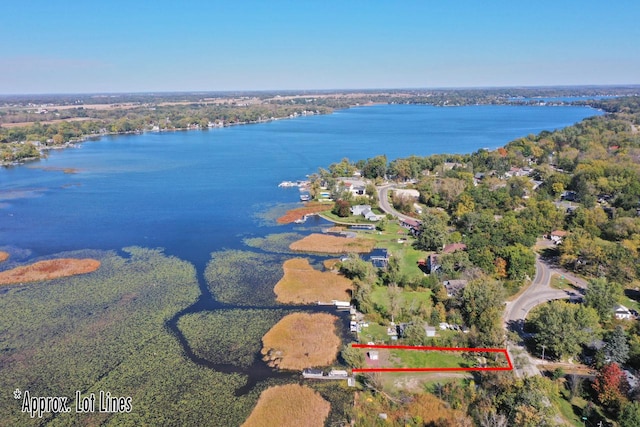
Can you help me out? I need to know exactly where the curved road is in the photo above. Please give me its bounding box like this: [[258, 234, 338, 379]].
[[504, 240, 589, 377], [377, 184, 417, 223]]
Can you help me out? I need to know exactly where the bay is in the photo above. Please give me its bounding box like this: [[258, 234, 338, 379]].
[[0, 104, 600, 267]]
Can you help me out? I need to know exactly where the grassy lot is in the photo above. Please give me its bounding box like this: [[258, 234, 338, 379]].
[[550, 273, 580, 291], [390, 348, 469, 369], [370, 285, 432, 313], [358, 323, 391, 344]]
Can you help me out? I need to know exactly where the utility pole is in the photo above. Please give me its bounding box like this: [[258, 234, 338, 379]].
[[541, 344, 546, 362]]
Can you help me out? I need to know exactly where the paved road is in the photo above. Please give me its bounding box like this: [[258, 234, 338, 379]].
[[504, 240, 589, 377], [377, 184, 418, 223]]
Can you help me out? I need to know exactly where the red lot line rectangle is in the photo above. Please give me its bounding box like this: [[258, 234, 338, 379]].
[[352, 344, 513, 373]]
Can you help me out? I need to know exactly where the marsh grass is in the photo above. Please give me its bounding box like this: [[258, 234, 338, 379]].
[[241, 384, 330, 427], [243, 232, 303, 253], [205, 250, 284, 306], [261, 312, 341, 370], [0, 251, 8, 262], [276, 202, 331, 224], [178, 309, 288, 368], [289, 234, 376, 254], [274, 258, 352, 304]]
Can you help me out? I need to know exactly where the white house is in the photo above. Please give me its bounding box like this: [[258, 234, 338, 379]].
[[614, 305, 633, 320]]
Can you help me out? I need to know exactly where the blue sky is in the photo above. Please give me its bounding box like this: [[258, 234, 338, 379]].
[[1, 0, 639, 94]]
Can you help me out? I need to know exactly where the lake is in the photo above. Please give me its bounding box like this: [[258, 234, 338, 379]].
[[0, 104, 601, 268]]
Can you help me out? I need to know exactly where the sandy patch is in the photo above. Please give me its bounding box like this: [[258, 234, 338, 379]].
[[261, 312, 341, 370], [241, 384, 330, 427], [0, 258, 100, 285], [0, 251, 8, 263]]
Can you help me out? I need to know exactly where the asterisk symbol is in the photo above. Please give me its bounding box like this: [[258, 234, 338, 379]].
[[13, 389, 21, 400]]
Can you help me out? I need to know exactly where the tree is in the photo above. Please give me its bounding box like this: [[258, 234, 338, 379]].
[[592, 362, 629, 415], [332, 199, 351, 217], [619, 402, 640, 427], [461, 280, 505, 344], [585, 277, 623, 322], [605, 326, 630, 364], [362, 155, 387, 179], [414, 212, 448, 251], [341, 344, 365, 369], [530, 300, 600, 360]]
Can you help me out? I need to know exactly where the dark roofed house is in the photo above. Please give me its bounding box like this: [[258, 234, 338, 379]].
[[400, 218, 421, 235], [365, 248, 389, 269], [443, 279, 468, 297]]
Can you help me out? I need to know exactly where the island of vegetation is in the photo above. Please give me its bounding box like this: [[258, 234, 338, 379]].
[[273, 258, 352, 304], [0, 258, 100, 285], [289, 233, 376, 254], [241, 384, 330, 427], [0, 251, 8, 262], [261, 312, 341, 370]]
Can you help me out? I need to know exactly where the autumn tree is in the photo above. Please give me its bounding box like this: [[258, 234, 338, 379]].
[[592, 362, 629, 415]]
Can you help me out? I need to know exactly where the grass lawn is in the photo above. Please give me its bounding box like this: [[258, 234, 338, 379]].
[[370, 285, 432, 313], [390, 348, 469, 369], [358, 323, 391, 344], [550, 273, 580, 291]]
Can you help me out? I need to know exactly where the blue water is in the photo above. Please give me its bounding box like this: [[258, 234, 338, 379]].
[[0, 104, 601, 267]]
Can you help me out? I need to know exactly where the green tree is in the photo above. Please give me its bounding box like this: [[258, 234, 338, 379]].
[[341, 344, 365, 369], [619, 402, 640, 427], [332, 199, 351, 217], [605, 326, 630, 364], [461, 280, 505, 344], [414, 212, 448, 251], [530, 301, 600, 360], [362, 155, 387, 179], [585, 277, 623, 322]]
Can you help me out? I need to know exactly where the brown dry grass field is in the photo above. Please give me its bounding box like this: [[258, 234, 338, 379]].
[[261, 312, 341, 370], [0, 251, 8, 263], [0, 258, 100, 285], [241, 384, 330, 427], [276, 202, 330, 224], [289, 233, 376, 254], [274, 258, 352, 304]]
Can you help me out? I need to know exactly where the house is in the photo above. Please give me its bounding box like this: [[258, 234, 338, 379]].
[[350, 205, 380, 221], [426, 253, 441, 274], [614, 305, 633, 320], [442, 243, 467, 254], [302, 368, 324, 379], [443, 279, 469, 297], [365, 248, 390, 269], [400, 218, 421, 235], [550, 230, 568, 244]]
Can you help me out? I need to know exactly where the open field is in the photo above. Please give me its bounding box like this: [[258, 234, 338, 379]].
[[276, 202, 331, 224], [289, 233, 376, 254], [0, 251, 8, 262], [0, 258, 100, 285], [241, 384, 330, 427], [261, 312, 341, 370], [274, 258, 352, 304]]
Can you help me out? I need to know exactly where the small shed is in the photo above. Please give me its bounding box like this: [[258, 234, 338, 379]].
[[368, 351, 379, 361], [424, 325, 437, 337]]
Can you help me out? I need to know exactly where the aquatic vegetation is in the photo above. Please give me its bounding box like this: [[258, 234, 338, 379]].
[[205, 250, 283, 306], [241, 384, 330, 427], [0, 247, 237, 424], [261, 312, 341, 370], [178, 309, 288, 368], [243, 232, 303, 254], [274, 258, 352, 304], [0, 258, 100, 285], [289, 233, 376, 254]]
